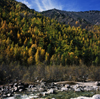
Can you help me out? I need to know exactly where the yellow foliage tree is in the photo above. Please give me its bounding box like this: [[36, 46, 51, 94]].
[[41, 49, 45, 57], [6, 37, 11, 45], [35, 48, 40, 64], [75, 21, 79, 25], [2, 20, 7, 29], [28, 48, 32, 56], [27, 56, 33, 65], [24, 38, 27, 46], [45, 52, 49, 63], [31, 44, 37, 48], [17, 31, 20, 39]]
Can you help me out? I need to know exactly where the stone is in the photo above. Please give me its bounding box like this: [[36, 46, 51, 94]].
[[61, 87, 68, 91], [47, 88, 54, 94], [92, 94, 100, 99]]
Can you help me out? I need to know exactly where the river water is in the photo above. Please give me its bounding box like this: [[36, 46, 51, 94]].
[[2, 90, 41, 99], [2, 93, 39, 99]]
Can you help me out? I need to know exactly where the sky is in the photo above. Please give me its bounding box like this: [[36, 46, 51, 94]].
[[16, 0, 100, 12]]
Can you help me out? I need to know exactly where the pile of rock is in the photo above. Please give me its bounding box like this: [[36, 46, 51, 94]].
[[0, 82, 29, 98], [1, 81, 100, 98]]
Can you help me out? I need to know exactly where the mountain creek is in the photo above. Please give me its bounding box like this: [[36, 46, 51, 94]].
[[1, 81, 100, 99]]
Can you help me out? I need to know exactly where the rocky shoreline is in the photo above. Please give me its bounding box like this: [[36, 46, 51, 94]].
[[0, 82, 29, 98], [1, 81, 100, 99]]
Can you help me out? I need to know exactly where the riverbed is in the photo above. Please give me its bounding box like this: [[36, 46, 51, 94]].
[[1, 81, 100, 99]]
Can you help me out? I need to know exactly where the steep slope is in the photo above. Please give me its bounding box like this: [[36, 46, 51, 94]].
[[1, 0, 100, 67], [41, 9, 100, 28]]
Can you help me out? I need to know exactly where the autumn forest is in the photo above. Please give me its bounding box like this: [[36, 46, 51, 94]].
[[1, 0, 100, 83]]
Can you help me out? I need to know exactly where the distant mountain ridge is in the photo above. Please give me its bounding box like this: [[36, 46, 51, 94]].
[[41, 9, 100, 28]]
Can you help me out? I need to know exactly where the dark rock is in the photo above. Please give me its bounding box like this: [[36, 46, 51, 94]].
[[95, 81, 100, 86]]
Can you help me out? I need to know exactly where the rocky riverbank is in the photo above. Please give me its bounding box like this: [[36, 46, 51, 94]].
[[1, 81, 100, 99], [0, 82, 29, 98]]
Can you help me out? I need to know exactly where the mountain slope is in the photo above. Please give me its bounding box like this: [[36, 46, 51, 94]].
[[41, 9, 100, 28], [1, 0, 100, 67]]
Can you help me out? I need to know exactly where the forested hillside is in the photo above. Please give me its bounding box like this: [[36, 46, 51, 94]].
[[1, 0, 100, 67]]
